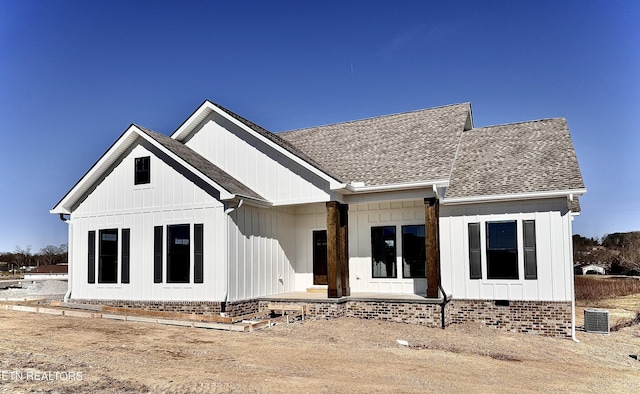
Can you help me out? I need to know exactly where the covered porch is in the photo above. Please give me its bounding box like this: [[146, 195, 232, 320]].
[[313, 197, 443, 299]]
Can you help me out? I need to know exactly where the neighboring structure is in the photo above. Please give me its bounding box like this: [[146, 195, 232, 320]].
[[574, 263, 607, 275], [24, 264, 69, 281], [51, 100, 586, 337]]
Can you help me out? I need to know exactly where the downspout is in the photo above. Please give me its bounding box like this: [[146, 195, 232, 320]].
[[222, 199, 244, 316], [59, 214, 72, 303], [438, 284, 451, 329], [568, 213, 580, 343]]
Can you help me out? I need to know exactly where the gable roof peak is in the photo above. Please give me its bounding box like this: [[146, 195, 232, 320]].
[[172, 99, 344, 183]]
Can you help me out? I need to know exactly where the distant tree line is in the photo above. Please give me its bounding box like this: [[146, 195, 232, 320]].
[[574, 232, 640, 275], [0, 244, 68, 271]]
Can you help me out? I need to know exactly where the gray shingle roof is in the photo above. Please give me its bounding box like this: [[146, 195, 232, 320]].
[[153, 101, 585, 202], [569, 196, 581, 212], [136, 125, 266, 201], [279, 103, 471, 185], [446, 118, 585, 198]]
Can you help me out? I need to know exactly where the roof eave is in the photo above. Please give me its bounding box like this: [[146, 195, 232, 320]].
[[50, 126, 141, 214], [442, 188, 587, 205], [51, 124, 269, 215], [171, 101, 344, 188], [222, 194, 273, 208], [134, 127, 245, 201], [171, 99, 215, 140], [334, 179, 450, 194]]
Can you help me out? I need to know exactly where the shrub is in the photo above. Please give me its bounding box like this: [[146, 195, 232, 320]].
[[574, 276, 640, 302]]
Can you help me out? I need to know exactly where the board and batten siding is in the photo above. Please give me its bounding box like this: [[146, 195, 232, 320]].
[[226, 205, 297, 301], [69, 143, 226, 302], [292, 203, 328, 291], [181, 113, 332, 205], [290, 198, 573, 301], [347, 200, 428, 294], [289, 201, 429, 294], [439, 198, 574, 302]]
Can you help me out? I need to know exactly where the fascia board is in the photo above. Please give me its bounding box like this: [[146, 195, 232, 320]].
[[170, 99, 214, 140], [212, 104, 344, 187], [133, 127, 236, 201], [230, 195, 274, 208], [173, 101, 343, 187], [50, 125, 239, 215], [336, 179, 450, 194], [50, 126, 141, 214], [442, 188, 587, 205]]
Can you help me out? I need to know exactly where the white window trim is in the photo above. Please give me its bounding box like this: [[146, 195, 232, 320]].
[[465, 214, 537, 284]]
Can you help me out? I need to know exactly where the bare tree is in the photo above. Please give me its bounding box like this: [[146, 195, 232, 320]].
[[13, 245, 32, 268], [40, 245, 62, 265]]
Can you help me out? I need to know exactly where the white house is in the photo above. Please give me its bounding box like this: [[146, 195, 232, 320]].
[[51, 100, 586, 336], [23, 264, 69, 281], [574, 263, 607, 275]]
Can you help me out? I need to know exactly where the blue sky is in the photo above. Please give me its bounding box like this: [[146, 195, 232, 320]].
[[0, 0, 638, 253]]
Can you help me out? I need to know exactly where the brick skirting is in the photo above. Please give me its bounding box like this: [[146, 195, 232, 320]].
[[70, 299, 221, 315], [71, 298, 573, 337], [447, 299, 572, 337], [262, 299, 572, 336], [260, 300, 443, 328], [71, 299, 264, 318]]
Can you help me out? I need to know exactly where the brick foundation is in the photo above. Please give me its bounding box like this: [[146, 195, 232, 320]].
[[224, 299, 260, 317], [260, 299, 443, 328], [72, 297, 573, 337], [262, 298, 572, 337], [71, 299, 261, 318], [447, 299, 572, 337]]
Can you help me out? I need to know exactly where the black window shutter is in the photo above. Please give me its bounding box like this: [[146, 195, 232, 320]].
[[121, 229, 130, 284], [88, 231, 95, 283], [468, 223, 482, 279], [154, 226, 163, 283], [194, 224, 203, 283], [523, 220, 537, 279]]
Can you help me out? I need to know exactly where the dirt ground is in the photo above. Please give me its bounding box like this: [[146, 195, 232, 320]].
[[0, 305, 639, 394]]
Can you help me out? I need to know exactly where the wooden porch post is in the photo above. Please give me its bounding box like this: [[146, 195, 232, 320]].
[[338, 203, 350, 296], [326, 201, 342, 298], [326, 201, 349, 298], [425, 198, 441, 298]]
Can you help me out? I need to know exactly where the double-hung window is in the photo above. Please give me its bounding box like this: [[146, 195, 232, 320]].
[[88, 228, 130, 284], [153, 224, 204, 284], [402, 225, 426, 278], [468, 220, 537, 280], [372, 226, 397, 278], [167, 224, 190, 283], [486, 221, 518, 279], [134, 156, 150, 185], [98, 229, 118, 283]]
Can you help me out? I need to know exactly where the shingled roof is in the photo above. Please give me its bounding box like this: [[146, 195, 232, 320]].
[[136, 125, 266, 202], [201, 102, 584, 201], [446, 118, 585, 198], [279, 103, 471, 185]]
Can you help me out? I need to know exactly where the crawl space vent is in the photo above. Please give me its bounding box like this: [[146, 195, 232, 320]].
[[584, 308, 609, 334]]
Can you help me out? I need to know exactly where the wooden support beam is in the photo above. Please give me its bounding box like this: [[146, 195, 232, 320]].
[[338, 203, 350, 296], [326, 201, 342, 298], [425, 198, 441, 298]]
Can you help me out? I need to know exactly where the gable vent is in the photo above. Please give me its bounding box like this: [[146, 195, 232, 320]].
[[584, 308, 609, 334]]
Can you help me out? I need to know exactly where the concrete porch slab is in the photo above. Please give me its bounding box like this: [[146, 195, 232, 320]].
[[259, 291, 445, 304]]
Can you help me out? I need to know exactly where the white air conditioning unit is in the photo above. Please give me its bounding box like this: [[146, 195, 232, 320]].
[[584, 308, 609, 334]]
